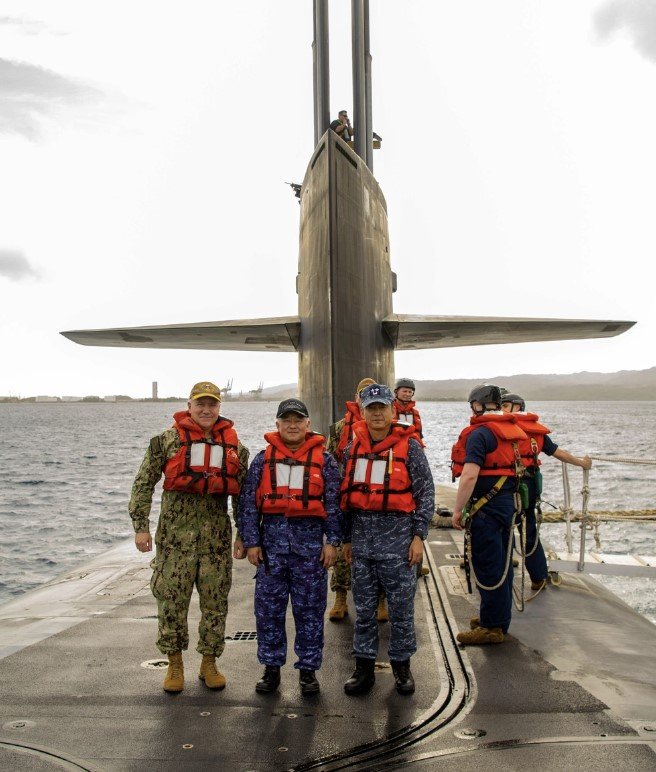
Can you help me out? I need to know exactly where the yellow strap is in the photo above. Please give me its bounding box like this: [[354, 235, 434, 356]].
[[469, 476, 507, 517]]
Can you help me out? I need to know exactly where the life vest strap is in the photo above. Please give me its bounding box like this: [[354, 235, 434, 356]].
[[261, 493, 323, 501]]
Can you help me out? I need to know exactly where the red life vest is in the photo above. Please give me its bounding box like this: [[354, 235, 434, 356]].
[[256, 432, 327, 518], [393, 398, 423, 439], [340, 422, 417, 513], [336, 401, 362, 462], [451, 413, 528, 480], [513, 413, 551, 468], [163, 411, 240, 495]]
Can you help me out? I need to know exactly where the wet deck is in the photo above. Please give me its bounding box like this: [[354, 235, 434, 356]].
[[1, 531, 655, 770]]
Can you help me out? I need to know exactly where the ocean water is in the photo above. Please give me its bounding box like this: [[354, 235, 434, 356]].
[[1, 401, 655, 622]]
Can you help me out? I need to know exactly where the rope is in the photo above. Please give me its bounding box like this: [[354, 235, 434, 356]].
[[589, 455, 656, 465], [540, 509, 656, 522], [512, 510, 527, 612]]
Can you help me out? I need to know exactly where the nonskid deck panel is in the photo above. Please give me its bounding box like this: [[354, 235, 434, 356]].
[[0, 533, 655, 770]]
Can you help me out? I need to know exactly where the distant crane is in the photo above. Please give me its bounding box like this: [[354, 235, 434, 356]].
[[249, 380, 264, 395], [220, 378, 233, 397]]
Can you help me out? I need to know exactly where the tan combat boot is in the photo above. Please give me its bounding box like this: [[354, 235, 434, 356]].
[[163, 651, 184, 692], [376, 596, 389, 623], [329, 590, 348, 621], [199, 654, 227, 690], [457, 626, 504, 645]]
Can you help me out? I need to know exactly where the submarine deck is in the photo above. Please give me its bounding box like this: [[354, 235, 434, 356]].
[[1, 532, 656, 771]]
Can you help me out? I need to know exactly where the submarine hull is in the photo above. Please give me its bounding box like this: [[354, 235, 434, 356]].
[[298, 133, 394, 431]]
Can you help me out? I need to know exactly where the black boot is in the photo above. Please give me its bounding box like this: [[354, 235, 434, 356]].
[[299, 669, 320, 694], [391, 659, 415, 695], [255, 665, 281, 694], [344, 657, 376, 695]]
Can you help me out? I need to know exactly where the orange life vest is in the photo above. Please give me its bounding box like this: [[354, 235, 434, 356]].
[[513, 413, 551, 469], [451, 413, 528, 480], [340, 422, 417, 513], [336, 401, 362, 462], [393, 398, 423, 438], [256, 432, 327, 518], [163, 411, 240, 495]]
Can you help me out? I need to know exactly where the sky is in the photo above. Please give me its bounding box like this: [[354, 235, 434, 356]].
[[1, 0, 655, 398]]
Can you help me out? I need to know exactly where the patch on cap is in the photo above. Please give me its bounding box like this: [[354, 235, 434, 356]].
[[189, 381, 222, 401]]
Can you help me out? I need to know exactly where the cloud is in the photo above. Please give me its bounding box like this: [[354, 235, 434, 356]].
[[0, 16, 52, 35], [0, 250, 40, 281], [0, 58, 103, 140], [594, 0, 656, 63]]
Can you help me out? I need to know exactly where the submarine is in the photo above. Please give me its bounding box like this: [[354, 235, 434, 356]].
[[58, 3, 633, 434], [2, 2, 655, 770]]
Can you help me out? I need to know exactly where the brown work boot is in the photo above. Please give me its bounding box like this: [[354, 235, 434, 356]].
[[457, 626, 504, 645], [376, 596, 389, 623], [469, 617, 480, 630], [199, 654, 226, 690], [531, 579, 547, 591], [329, 589, 348, 621], [163, 651, 184, 692]]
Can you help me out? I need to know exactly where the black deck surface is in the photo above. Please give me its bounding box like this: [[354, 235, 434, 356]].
[[1, 531, 655, 770]]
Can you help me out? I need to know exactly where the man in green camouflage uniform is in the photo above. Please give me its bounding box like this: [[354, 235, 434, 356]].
[[326, 377, 391, 622], [130, 381, 249, 693]]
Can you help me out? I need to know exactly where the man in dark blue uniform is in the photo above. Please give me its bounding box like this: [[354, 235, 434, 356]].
[[239, 399, 342, 695], [452, 384, 528, 645], [501, 392, 592, 591], [341, 384, 434, 695]]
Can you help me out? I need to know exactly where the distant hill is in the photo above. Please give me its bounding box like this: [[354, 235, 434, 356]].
[[414, 367, 656, 401], [260, 383, 297, 399], [258, 368, 656, 401]]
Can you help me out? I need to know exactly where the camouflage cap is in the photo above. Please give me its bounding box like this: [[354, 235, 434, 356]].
[[360, 383, 394, 409], [189, 381, 222, 401]]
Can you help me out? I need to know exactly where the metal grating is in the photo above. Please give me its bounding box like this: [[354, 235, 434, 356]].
[[226, 631, 257, 641], [447, 554, 464, 560]]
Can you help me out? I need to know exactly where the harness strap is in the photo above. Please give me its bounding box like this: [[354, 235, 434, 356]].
[[467, 476, 508, 518]]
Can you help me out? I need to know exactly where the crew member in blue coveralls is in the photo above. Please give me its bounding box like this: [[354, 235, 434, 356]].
[[501, 392, 592, 591], [239, 399, 342, 695], [341, 383, 435, 695], [451, 384, 528, 645]]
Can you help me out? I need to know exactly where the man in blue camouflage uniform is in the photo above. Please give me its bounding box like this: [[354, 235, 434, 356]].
[[341, 384, 435, 696], [239, 399, 342, 695]]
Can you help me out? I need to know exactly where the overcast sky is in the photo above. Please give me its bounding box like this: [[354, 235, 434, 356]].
[[1, 1, 654, 398]]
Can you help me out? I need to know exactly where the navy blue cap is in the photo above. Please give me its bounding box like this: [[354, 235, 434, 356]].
[[276, 398, 310, 418], [360, 383, 394, 409]]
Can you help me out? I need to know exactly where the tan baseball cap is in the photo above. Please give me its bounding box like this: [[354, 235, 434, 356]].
[[356, 377, 376, 394], [189, 381, 222, 401]]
